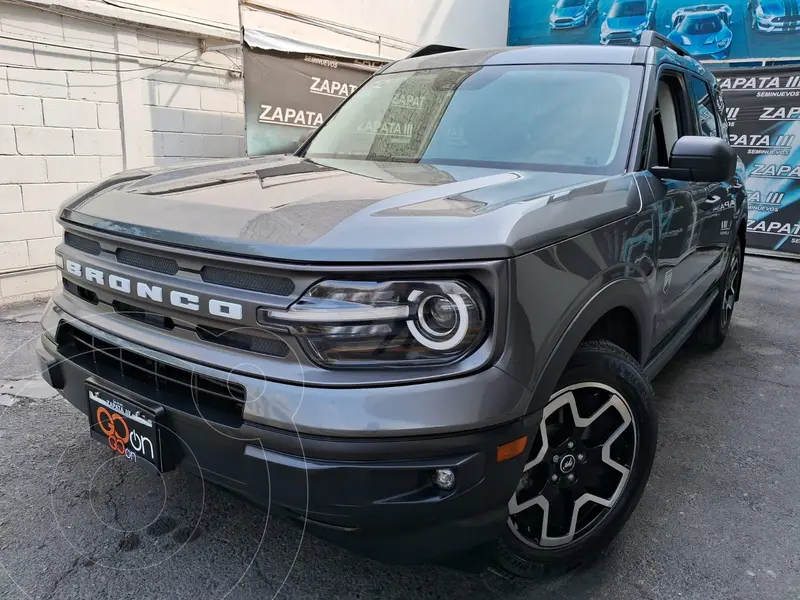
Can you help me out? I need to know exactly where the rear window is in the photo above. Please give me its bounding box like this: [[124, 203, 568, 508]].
[[302, 64, 643, 175]]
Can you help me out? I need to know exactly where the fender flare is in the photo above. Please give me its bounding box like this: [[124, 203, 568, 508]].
[[526, 277, 653, 414]]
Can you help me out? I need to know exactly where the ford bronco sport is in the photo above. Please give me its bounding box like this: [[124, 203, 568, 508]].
[[38, 33, 747, 577]]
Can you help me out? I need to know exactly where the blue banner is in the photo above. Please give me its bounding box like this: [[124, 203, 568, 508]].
[[508, 1, 800, 61]]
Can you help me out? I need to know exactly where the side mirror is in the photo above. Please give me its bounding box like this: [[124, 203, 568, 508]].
[[650, 136, 737, 182]]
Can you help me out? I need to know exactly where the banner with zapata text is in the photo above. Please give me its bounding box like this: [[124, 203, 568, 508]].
[[243, 37, 387, 157], [714, 66, 800, 257]]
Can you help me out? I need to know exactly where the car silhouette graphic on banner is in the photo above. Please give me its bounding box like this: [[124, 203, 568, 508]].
[[750, 0, 800, 33], [667, 5, 733, 59], [508, 0, 800, 60], [600, 0, 657, 44], [550, 0, 601, 29]]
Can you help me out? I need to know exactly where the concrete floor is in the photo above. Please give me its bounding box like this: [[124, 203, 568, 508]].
[[0, 255, 798, 600]]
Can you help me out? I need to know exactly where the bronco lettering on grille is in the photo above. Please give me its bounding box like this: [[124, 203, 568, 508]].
[[63, 259, 243, 320]]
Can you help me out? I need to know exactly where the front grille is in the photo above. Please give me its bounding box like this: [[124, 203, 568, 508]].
[[200, 265, 294, 296], [776, 16, 800, 23], [63, 279, 98, 304], [555, 18, 573, 23], [65, 232, 102, 255], [196, 325, 290, 357], [56, 322, 246, 426], [113, 300, 175, 331], [116, 248, 179, 275]]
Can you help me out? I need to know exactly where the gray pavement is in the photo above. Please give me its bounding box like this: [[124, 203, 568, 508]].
[[0, 256, 798, 600]]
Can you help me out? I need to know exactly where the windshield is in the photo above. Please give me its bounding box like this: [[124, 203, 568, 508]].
[[302, 65, 642, 175], [556, 0, 585, 8], [678, 14, 723, 34], [609, 1, 647, 17]]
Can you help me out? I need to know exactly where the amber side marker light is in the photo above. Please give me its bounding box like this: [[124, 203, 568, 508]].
[[497, 436, 528, 463]]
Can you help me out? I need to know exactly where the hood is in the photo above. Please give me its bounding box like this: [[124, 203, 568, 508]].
[[552, 5, 586, 18], [60, 155, 640, 263], [604, 15, 647, 31], [760, 0, 796, 17]]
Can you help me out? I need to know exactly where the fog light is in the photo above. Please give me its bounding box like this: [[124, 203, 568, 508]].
[[55, 253, 64, 269], [433, 468, 456, 490]]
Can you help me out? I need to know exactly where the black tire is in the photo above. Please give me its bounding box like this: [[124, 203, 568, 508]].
[[492, 340, 658, 579], [694, 238, 742, 350]]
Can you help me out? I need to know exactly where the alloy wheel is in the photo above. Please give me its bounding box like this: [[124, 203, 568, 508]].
[[508, 382, 638, 548]]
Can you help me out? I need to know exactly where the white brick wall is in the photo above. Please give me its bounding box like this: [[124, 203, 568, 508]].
[[7, 68, 67, 98], [73, 129, 122, 156], [1, 157, 47, 183], [0, 185, 23, 214], [16, 126, 74, 155], [46, 156, 103, 183], [43, 98, 99, 128], [28, 236, 61, 266], [67, 72, 118, 103], [0, 269, 58, 299], [0, 95, 42, 126], [0, 39, 36, 68], [0, 125, 15, 154], [97, 103, 121, 130], [22, 183, 79, 212], [0, 1, 245, 303], [155, 81, 201, 109], [0, 241, 29, 272], [0, 211, 53, 243], [200, 87, 239, 113]]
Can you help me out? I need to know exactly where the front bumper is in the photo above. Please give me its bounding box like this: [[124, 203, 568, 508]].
[[755, 16, 800, 32], [550, 17, 583, 29], [600, 31, 642, 45], [687, 45, 732, 61], [37, 314, 539, 564]]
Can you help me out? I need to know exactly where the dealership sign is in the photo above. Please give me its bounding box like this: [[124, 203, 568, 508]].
[[243, 29, 387, 156], [716, 66, 800, 256], [508, 0, 800, 61]]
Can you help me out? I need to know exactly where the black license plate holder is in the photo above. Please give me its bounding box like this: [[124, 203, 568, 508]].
[[86, 380, 168, 474]]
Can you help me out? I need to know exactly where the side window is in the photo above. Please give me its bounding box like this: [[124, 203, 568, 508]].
[[688, 75, 720, 138], [648, 73, 688, 168]]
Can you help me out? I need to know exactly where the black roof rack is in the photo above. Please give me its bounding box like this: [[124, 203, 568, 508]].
[[638, 31, 688, 57], [406, 44, 466, 59]]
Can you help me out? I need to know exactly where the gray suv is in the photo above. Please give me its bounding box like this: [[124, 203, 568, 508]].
[[38, 33, 747, 577]]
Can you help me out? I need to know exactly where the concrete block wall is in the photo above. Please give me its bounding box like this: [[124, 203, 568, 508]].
[[0, 2, 245, 304], [139, 31, 244, 166]]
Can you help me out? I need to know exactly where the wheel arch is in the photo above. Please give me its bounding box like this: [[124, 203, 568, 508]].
[[526, 278, 653, 414]]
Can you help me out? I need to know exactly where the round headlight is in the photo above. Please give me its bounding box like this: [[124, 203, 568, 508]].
[[407, 290, 472, 351], [419, 294, 458, 336], [262, 279, 486, 367]]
